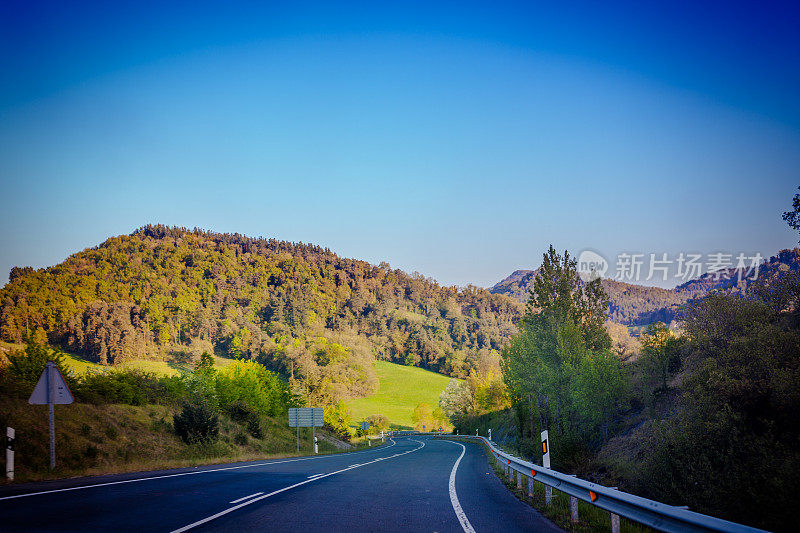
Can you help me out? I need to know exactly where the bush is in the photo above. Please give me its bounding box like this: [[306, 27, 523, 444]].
[[173, 402, 219, 444], [75, 369, 184, 406], [226, 401, 256, 424], [246, 417, 264, 439], [233, 432, 248, 446]]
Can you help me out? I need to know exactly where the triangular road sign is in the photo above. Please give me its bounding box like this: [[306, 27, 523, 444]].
[[29, 361, 74, 405]]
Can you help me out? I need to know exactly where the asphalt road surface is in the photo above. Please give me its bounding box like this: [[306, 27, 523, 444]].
[[0, 436, 562, 532]]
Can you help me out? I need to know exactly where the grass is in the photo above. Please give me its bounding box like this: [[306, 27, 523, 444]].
[[344, 361, 457, 429], [2, 340, 236, 377], [0, 394, 379, 484]]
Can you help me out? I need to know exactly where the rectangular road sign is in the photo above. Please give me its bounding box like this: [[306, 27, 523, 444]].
[[288, 407, 324, 427]]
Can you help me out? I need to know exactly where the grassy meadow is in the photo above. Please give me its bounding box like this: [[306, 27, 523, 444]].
[[344, 361, 457, 429]]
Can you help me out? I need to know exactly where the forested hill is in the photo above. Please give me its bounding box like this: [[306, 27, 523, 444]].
[[0, 225, 521, 403], [491, 248, 800, 326]]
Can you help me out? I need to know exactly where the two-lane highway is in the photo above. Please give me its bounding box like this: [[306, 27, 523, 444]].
[[0, 437, 562, 532]]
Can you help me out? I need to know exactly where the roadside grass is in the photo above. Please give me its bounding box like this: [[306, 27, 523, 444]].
[[0, 395, 379, 484], [344, 361, 457, 429], [448, 437, 653, 533]]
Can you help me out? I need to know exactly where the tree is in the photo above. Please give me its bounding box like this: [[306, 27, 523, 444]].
[[783, 185, 800, 242], [439, 379, 473, 423], [640, 322, 682, 393], [411, 402, 434, 431], [366, 414, 390, 433], [502, 245, 622, 462]]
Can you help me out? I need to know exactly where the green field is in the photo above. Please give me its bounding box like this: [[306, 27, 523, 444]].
[[61, 353, 236, 376], [344, 361, 457, 429], [0, 341, 234, 377]]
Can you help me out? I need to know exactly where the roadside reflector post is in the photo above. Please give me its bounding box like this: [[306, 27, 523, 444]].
[[6, 427, 14, 481], [611, 513, 620, 533], [475, 429, 478, 436], [541, 430, 552, 504], [570, 495, 579, 522], [488, 428, 491, 441]]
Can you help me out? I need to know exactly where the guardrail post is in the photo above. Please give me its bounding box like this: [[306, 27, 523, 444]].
[[527, 475, 534, 499], [570, 496, 579, 523], [611, 513, 620, 533], [516, 470, 522, 489]]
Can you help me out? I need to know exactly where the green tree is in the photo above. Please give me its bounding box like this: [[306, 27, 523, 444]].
[[640, 322, 681, 393], [502, 245, 621, 462]]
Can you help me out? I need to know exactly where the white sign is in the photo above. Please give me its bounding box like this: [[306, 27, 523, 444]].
[[29, 362, 73, 405]]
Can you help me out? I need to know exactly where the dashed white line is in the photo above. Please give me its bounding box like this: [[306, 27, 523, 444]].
[[446, 441, 476, 533], [170, 438, 424, 533], [0, 438, 397, 501], [229, 492, 263, 504], [307, 474, 323, 479]]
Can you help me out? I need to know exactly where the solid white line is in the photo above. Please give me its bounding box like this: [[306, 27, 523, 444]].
[[170, 438, 424, 533], [306, 474, 323, 479], [229, 492, 263, 504], [0, 438, 397, 501], [446, 441, 476, 533]]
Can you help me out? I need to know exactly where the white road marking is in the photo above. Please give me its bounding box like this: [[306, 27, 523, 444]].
[[0, 438, 397, 501], [446, 441, 476, 533], [171, 438, 425, 533], [229, 492, 263, 504], [306, 474, 323, 479]]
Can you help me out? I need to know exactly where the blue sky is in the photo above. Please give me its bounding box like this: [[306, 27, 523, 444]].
[[1, 1, 799, 288]]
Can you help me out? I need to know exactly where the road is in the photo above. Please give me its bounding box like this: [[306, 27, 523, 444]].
[[0, 436, 562, 532]]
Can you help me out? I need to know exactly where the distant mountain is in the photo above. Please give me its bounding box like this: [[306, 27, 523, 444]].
[[490, 249, 800, 326]]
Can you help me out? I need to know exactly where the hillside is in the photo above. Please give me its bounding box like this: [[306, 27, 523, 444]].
[[490, 249, 800, 326], [0, 225, 519, 406], [0, 394, 351, 483], [344, 361, 455, 429]]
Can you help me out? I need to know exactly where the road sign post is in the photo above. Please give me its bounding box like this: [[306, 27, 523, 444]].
[[288, 408, 324, 453], [6, 427, 14, 481], [360, 421, 369, 446], [541, 429, 552, 504], [29, 361, 73, 469]]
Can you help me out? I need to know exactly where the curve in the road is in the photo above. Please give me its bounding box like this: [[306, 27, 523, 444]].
[[444, 440, 476, 533], [171, 438, 425, 532]]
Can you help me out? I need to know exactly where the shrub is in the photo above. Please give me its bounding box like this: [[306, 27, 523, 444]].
[[173, 402, 219, 444], [233, 432, 248, 446], [246, 416, 264, 439], [226, 401, 255, 424]]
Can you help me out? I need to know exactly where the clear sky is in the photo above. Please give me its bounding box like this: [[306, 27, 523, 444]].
[[1, 1, 799, 288]]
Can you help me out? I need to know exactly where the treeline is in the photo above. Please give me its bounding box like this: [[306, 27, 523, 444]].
[[452, 244, 800, 531], [0, 225, 521, 404]]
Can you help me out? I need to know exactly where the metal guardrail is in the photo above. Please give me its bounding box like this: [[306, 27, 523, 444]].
[[438, 435, 767, 533]]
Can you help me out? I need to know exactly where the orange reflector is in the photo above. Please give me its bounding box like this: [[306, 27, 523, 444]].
[[542, 441, 547, 454], [506, 459, 510, 464], [590, 491, 598, 502], [531, 469, 536, 477]]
